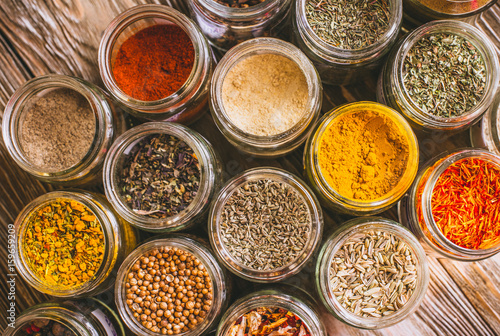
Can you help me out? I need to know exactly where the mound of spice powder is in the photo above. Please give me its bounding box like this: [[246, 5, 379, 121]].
[[228, 307, 311, 336], [416, 0, 492, 15], [112, 24, 195, 101], [23, 199, 105, 288], [119, 134, 200, 219], [428, 157, 500, 249], [124, 246, 213, 334]]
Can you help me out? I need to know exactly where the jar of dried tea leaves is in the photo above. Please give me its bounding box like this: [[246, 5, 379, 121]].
[[316, 217, 429, 329]]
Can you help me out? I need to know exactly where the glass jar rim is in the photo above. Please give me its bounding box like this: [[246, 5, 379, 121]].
[[210, 37, 322, 148], [103, 122, 215, 231], [392, 20, 499, 128], [114, 235, 226, 336], [307, 101, 419, 212], [14, 190, 118, 297], [208, 166, 323, 282], [487, 91, 500, 153], [194, 0, 282, 19], [98, 4, 208, 112], [295, 0, 402, 61], [316, 217, 429, 329]]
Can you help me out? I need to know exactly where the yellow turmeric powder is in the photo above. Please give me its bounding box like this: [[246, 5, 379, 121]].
[[318, 109, 410, 201]]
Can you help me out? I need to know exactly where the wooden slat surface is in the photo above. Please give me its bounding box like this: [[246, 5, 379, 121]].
[[0, 1, 500, 335]]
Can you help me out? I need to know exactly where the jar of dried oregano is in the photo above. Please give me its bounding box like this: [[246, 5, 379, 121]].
[[14, 190, 137, 297], [316, 217, 429, 329]]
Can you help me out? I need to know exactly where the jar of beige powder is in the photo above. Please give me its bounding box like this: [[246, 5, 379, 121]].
[[210, 37, 322, 157]]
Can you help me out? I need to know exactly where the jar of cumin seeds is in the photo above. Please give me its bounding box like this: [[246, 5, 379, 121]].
[[4, 299, 125, 336], [2, 74, 125, 186], [99, 5, 214, 124]]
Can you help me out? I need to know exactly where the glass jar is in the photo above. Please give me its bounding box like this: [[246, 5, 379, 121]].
[[403, 0, 498, 27], [316, 217, 429, 329], [2, 74, 125, 186], [210, 37, 322, 158], [4, 299, 125, 336], [14, 190, 138, 297], [399, 149, 500, 261], [115, 235, 229, 336], [187, 0, 293, 52], [470, 91, 500, 155], [377, 20, 499, 132], [103, 122, 222, 232], [98, 4, 214, 124], [217, 287, 326, 336], [304, 101, 419, 216], [292, 0, 402, 85], [209, 167, 323, 282]]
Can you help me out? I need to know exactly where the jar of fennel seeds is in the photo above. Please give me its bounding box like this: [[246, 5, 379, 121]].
[[304, 101, 419, 216], [2, 74, 125, 186], [377, 20, 499, 132], [292, 0, 402, 85], [471, 90, 500, 156], [217, 287, 326, 336], [316, 217, 429, 329], [209, 167, 323, 282], [210, 38, 322, 157], [115, 235, 229, 336], [187, 0, 293, 52], [399, 149, 500, 261], [3, 299, 125, 336], [103, 122, 222, 232], [99, 5, 214, 124], [14, 190, 137, 297]]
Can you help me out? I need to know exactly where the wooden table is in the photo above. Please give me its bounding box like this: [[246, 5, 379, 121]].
[[1, 1, 499, 335]]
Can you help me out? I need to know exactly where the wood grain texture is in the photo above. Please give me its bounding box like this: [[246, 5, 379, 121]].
[[0, 0, 500, 335]]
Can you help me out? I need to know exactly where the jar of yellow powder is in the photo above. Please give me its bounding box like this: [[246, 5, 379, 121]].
[[304, 101, 419, 215]]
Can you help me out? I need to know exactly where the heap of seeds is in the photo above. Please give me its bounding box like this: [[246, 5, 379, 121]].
[[330, 230, 418, 317], [220, 179, 312, 271], [124, 246, 213, 334]]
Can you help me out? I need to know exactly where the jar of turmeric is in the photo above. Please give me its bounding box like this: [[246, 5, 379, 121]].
[[304, 101, 419, 215]]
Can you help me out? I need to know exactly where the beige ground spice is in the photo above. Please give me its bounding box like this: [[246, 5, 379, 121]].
[[221, 53, 309, 136]]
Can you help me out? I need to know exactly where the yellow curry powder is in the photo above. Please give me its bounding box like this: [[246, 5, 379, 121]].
[[318, 110, 409, 201]]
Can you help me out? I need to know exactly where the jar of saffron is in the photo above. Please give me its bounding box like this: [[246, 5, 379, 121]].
[[399, 149, 500, 261], [98, 5, 214, 124]]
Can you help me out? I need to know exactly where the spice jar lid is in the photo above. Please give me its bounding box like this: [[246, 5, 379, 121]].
[[316, 217, 429, 329], [208, 167, 323, 282], [103, 122, 220, 232]]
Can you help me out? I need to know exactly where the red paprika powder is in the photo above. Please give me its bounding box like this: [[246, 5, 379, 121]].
[[112, 24, 195, 102]]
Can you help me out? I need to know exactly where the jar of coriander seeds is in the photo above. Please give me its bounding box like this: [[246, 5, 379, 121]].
[[471, 91, 500, 155], [187, 0, 293, 52], [210, 37, 322, 158], [103, 122, 222, 232], [292, 0, 402, 85], [4, 299, 125, 336], [377, 20, 499, 132], [316, 217, 429, 329], [2, 74, 125, 186], [114, 235, 229, 336], [209, 167, 323, 282], [99, 5, 214, 124], [399, 149, 500, 261], [14, 190, 137, 297]]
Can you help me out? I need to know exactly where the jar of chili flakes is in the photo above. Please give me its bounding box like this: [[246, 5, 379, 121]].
[[14, 190, 138, 297], [98, 5, 214, 124]]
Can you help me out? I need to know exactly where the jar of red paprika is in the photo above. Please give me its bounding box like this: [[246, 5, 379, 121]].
[[98, 5, 214, 124]]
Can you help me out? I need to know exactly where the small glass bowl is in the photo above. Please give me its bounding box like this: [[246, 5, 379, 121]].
[[99, 4, 214, 124], [208, 167, 323, 282], [114, 235, 229, 336], [103, 122, 222, 233], [14, 190, 138, 297], [2, 74, 125, 186], [316, 217, 429, 329], [470, 90, 500, 155], [304, 101, 419, 216], [399, 148, 500, 261], [210, 37, 322, 158]]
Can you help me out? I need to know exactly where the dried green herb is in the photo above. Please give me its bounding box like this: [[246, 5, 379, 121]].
[[305, 0, 390, 50], [403, 33, 486, 118], [119, 134, 200, 219]]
